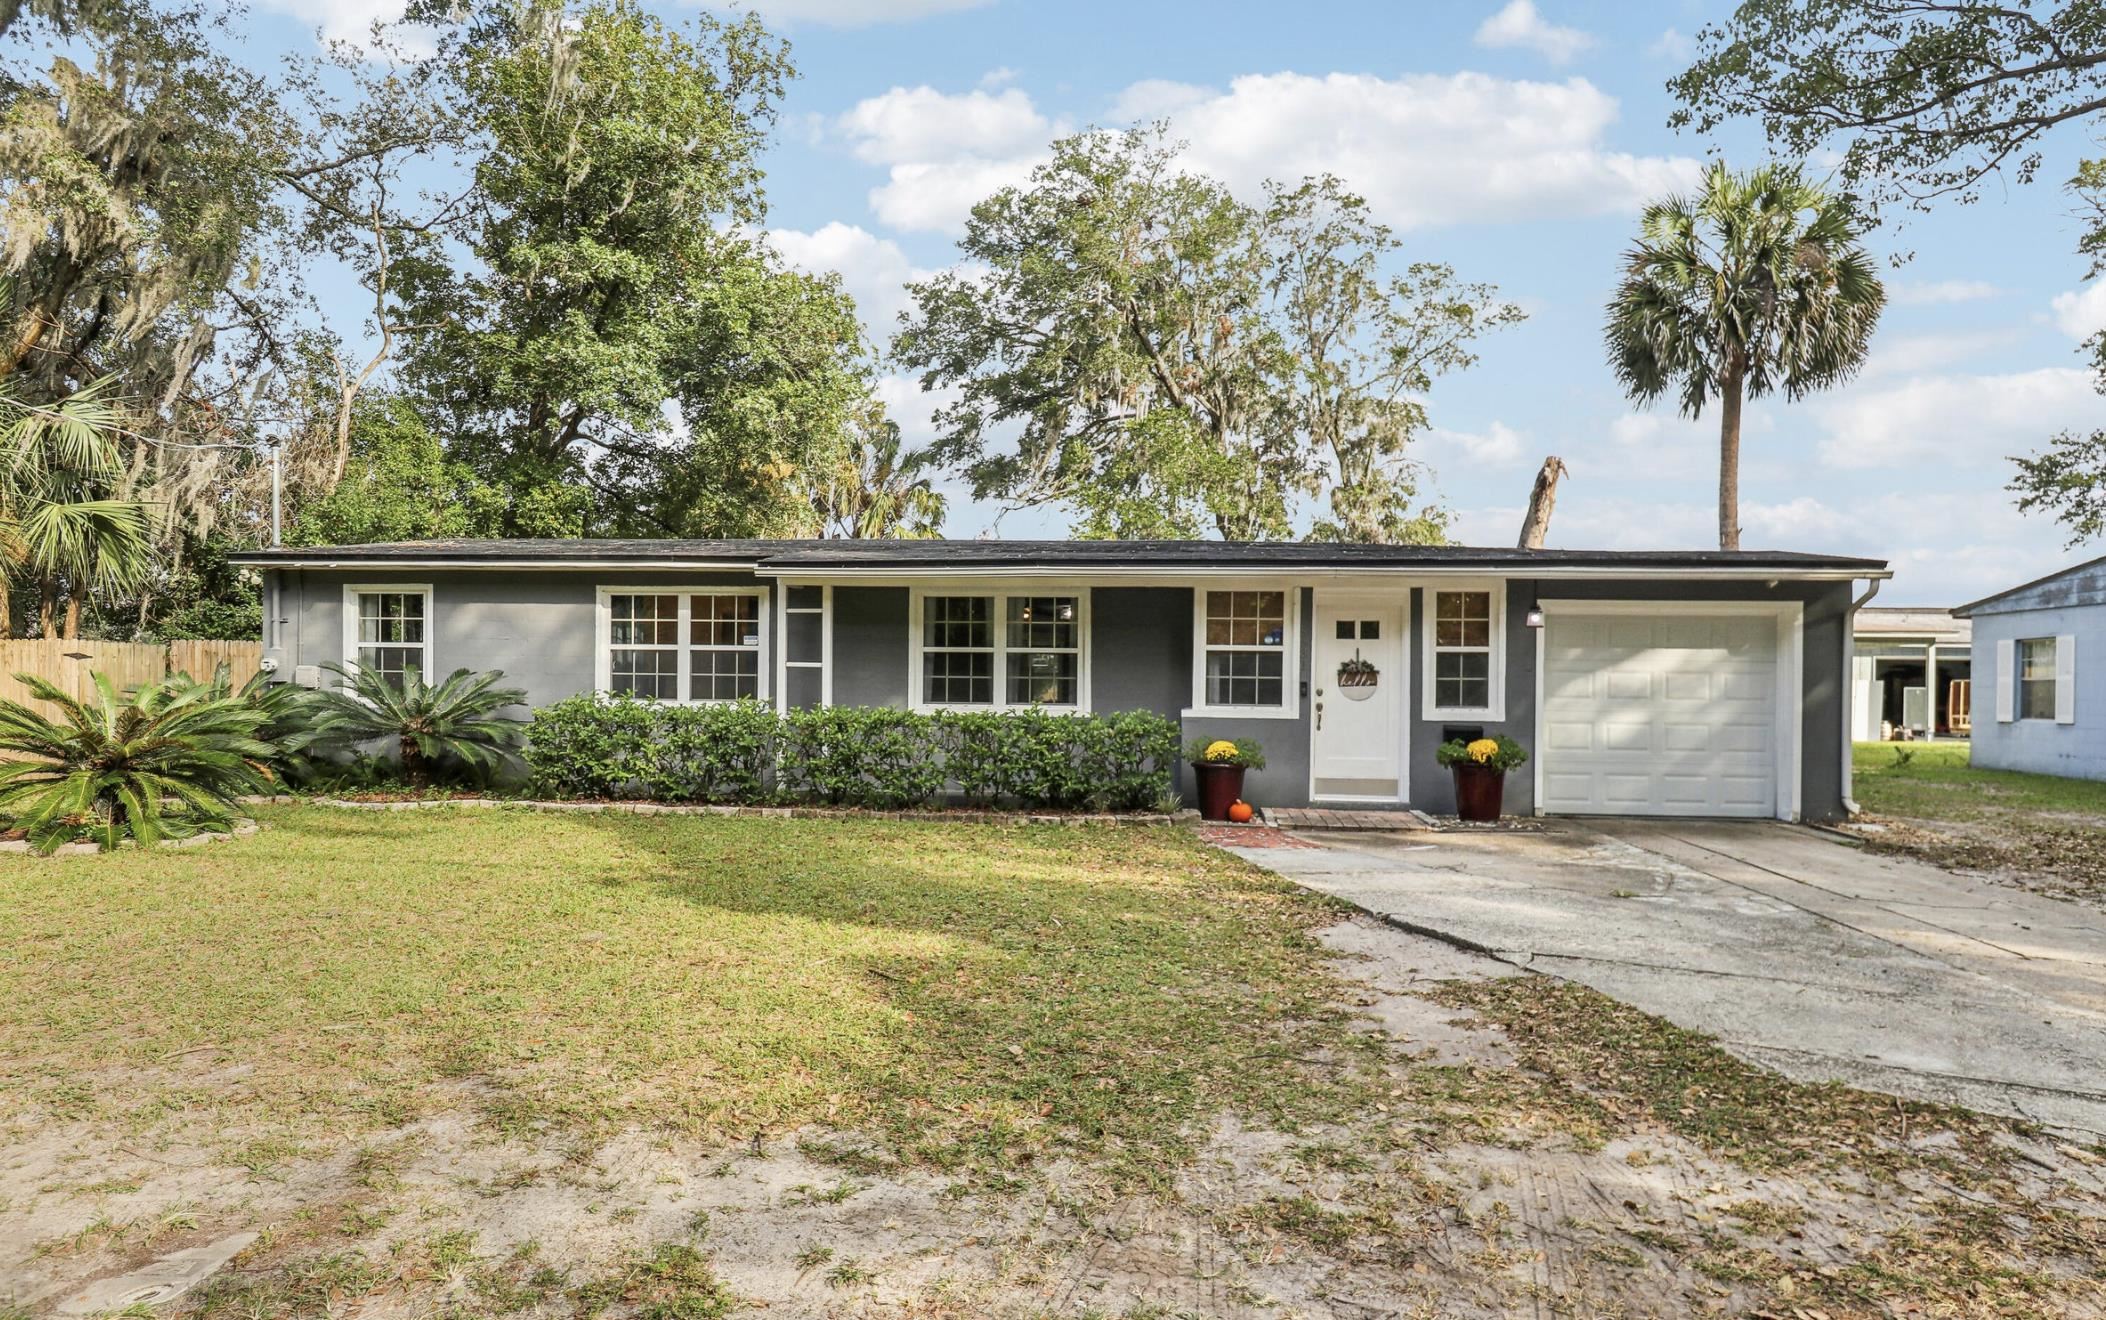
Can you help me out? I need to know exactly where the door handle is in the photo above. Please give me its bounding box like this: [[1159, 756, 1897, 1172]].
[[1315, 700, 1323, 730]]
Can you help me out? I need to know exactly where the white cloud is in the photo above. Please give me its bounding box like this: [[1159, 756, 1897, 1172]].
[[255, 0, 433, 53], [721, 0, 992, 26], [1647, 28, 1695, 61], [1859, 328, 2020, 378], [1429, 420, 1528, 468], [767, 222, 945, 339], [1889, 278, 2002, 306], [832, 84, 1058, 233], [837, 71, 1698, 235], [1814, 367, 2100, 469], [1474, 1, 1596, 65], [1136, 72, 1697, 232], [2050, 281, 2106, 341]]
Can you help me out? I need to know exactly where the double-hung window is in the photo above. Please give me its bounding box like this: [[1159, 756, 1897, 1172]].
[[344, 585, 432, 688], [2019, 637, 2059, 720], [1191, 589, 1295, 715], [1426, 584, 1503, 718], [600, 590, 766, 703], [915, 591, 1084, 710]]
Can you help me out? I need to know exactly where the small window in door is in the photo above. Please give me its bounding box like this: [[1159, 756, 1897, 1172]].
[[1358, 619, 1379, 640]]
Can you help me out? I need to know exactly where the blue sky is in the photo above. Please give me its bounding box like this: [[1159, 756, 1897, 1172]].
[[245, 0, 2106, 602]]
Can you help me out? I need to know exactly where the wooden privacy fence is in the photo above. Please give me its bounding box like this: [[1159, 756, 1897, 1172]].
[[0, 639, 263, 714]]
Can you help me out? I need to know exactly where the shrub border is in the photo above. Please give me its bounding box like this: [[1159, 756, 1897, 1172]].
[[298, 796, 1178, 827]]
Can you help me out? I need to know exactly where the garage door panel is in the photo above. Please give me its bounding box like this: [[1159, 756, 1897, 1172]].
[[1540, 611, 1782, 818]]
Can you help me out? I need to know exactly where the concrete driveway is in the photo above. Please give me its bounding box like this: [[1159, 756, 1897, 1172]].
[[1226, 819, 2106, 1136]]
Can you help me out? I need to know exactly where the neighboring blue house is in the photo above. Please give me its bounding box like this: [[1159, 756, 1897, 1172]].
[[1954, 554, 2103, 781]]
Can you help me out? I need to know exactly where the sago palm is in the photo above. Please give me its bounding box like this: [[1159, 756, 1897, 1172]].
[[1605, 162, 1884, 550], [320, 663, 527, 788], [0, 672, 273, 853]]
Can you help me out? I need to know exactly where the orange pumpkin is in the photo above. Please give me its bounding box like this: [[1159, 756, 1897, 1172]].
[[1226, 800, 1255, 824]]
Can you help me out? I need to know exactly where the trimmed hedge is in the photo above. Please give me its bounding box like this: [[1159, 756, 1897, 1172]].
[[524, 695, 1180, 811]]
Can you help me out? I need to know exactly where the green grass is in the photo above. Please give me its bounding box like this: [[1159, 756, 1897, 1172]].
[[1852, 741, 2106, 820], [0, 805, 1371, 1185]]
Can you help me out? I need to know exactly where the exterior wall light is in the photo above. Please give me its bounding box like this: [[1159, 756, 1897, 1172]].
[[1525, 607, 1546, 628]]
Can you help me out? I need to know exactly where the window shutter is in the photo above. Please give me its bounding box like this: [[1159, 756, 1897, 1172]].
[[2056, 634, 2077, 725], [1995, 638, 2016, 723]]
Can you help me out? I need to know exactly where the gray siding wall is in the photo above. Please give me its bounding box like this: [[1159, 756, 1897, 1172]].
[[263, 568, 1855, 815], [267, 568, 768, 710], [1968, 603, 2105, 781]]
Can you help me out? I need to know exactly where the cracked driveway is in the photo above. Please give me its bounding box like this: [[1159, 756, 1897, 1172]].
[[1226, 819, 2106, 1137]]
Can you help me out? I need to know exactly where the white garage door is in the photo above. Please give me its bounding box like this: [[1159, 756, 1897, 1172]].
[[1540, 611, 1784, 817]]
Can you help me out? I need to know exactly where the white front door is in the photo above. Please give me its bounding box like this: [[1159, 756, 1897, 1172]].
[[1312, 601, 1404, 800]]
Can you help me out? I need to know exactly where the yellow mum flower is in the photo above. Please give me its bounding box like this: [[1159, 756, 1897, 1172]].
[[1466, 738, 1501, 764], [1203, 739, 1241, 762]]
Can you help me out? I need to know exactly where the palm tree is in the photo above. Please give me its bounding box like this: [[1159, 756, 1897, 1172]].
[[0, 377, 153, 637], [818, 406, 946, 539], [1605, 162, 1885, 550], [320, 663, 527, 788], [0, 671, 273, 853]]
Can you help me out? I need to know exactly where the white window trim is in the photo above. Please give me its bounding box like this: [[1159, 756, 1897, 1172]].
[[594, 585, 771, 705], [341, 583, 435, 684], [907, 586, 1092, 713], [1185, 586, 1303, 721], [1422, 579, 1507, 722]]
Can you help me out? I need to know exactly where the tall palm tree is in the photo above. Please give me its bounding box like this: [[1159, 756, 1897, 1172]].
[[1605, 163, 1885, 550], [818, 406, 946, 539], [0, 377, 153, 636]]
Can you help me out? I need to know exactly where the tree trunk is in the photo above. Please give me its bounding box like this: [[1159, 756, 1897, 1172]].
[[401, 734, 425, 788], [38, 578, 55, 639], [1717, 367, 1744, 552], [63, 593, 80, 640], [1516, 456, 1568, 550], [0, 578, 11, 639]]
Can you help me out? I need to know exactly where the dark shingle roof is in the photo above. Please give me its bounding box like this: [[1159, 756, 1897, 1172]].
[[230, 538, 1888, 574]]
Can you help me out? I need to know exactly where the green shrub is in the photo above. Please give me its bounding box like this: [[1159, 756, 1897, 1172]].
[[521, 699, 1181, 811], [524, 692, 657, 798], [779, 706, 946, 808], [650, 700, 779, 802], [1079, 709, 1185, 811]]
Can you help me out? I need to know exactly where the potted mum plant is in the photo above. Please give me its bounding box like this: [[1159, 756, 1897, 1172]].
[[1435, 735, 1528, 823], [1185, 736, 1265, 821]]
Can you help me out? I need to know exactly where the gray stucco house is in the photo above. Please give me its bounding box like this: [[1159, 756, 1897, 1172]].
[[1954, 555, 2103, 781], [231, 539, 1892, 820]]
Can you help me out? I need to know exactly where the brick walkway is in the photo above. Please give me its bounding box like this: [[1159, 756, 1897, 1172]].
[[1192, 823, 1322, 849], [1264, 807, 1433, 831]]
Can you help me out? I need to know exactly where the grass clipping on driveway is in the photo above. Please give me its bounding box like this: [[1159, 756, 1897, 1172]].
[[0, 806, 1373, 1186]]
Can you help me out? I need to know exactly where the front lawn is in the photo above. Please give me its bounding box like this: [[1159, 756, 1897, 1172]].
[[0, 806, 1368, 1184], [1851, 741, 2106, 902]]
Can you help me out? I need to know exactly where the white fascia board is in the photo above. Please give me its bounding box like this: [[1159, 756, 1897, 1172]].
[[764, 565, 1890, 585]]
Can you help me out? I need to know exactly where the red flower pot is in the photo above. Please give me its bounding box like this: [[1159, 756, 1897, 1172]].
[[1192, 762, 1247, 821], [1451, 763, 1506, 822]]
